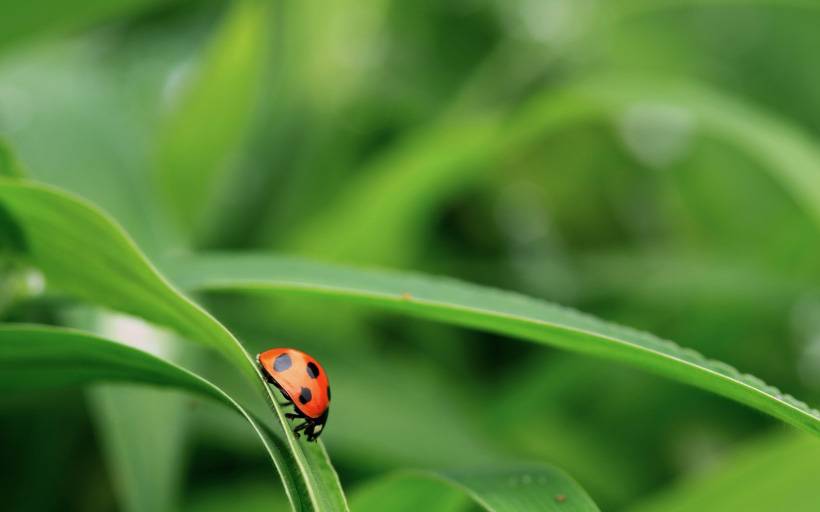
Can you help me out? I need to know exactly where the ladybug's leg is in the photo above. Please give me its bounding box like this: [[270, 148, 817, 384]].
[[305, 424, 318, 443], [292, 421, 309, 439], [285, 412, 301, 420]]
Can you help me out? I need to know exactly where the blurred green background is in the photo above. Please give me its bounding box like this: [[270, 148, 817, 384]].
[[1, 0, 819, 511]]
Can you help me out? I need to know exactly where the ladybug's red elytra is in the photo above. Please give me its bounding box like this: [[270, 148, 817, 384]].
[[257, 348, 330, 441]]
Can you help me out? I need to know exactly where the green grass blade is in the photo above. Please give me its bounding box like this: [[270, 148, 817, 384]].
[[0, 179, 348, 512], [288, 76, 820, 268], [0, 324, 310, 509], [0, 0, 168, 51], [0, 324, 228, 401], [350, 466, 600, 512], [156, 0, 274, 237], [169, 254, 820, 436], [506, 76, 820, 230], [89, 385, 188, 512], [629, 432, 820, 512]]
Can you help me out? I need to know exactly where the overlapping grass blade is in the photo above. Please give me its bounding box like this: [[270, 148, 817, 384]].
[[156, 0, 274, 237], [351, 466, 600, 512], [288, 76, 820, 267], [169, 254, 820, 435], [629, 432, 820, 512], [0, 179, 347, 512], [0, 324, 305, 505]]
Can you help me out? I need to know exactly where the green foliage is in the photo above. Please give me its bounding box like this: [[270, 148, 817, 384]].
[[0, 180, 347, 512], [157, 0, 275, 238], [630, 432, 820, 512], [169, 253, 820, 435], [351, 467, 600, 512], [1, 1, 819, 511]]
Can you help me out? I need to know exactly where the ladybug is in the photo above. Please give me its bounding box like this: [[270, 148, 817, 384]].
[[257, 348, 330, 442]]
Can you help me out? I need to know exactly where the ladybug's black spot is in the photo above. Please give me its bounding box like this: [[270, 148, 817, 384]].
[[306, 362, 320, 379], [274, 353, 292, 372], [298, 387, 312, 405], [326, 386, 331, 401]]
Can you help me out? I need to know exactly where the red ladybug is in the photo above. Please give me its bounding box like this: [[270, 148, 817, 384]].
[[257, 348, 330, 441]]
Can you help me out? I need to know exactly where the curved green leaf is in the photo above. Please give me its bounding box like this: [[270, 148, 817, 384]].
[[506, 76, 820, 230], [0, 179, 348, 512], [288, 76, 820, 268], [629, 432, 820, 512], [169, 254, 820, 436], [0, 324, 302, 505], [0, 0, 169, 51], [0, 324, 228, 402], [157, 0, 274, 236], [351, 466, 600, 512]]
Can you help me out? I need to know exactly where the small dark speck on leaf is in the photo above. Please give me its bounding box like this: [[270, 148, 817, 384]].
[[555, 494, 566, 503]]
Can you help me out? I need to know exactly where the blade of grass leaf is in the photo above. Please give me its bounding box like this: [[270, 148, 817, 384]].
[[157, 0, 274, 238], [285, 113, 501, 265], [169, 254, 820, 436], [288, 76, 820, 268], [0, 324, 311, 509], [629, 432, 820, 512], [90, 385, 188, 512], [350, 466, 600, 512], [0, 179, 348, 512], [75, 312, 190, 512], [506, 76, 820, 230], [0, 0, 169, 51]]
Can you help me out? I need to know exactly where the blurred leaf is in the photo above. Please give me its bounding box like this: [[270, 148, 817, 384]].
[[0, 179, 348, 512], [629, 432, 820, 512], [286, 113, 501, 266], [351, 475, 467, 512], [185, 479, 288, 512], [157, 0, 274, 238], [0, 0, 170, 51], [73, 311, 190, 512], [89, 386, 188, 512], [0, 140, 24, 178], [506, 76, 820, 230], [0, 324, 228, 399], [351, 466, 600, 512], [0, 41, 173, 252], [170, 254, 820, 435], [290, 74, 820, 271], [0, 324, 320, 511]]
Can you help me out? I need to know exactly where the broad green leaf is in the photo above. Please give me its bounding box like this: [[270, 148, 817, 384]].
[[157, 0, 274, 237], [185, 479, 289, 512], [0, 0, 169, 51], [0, 324, 228, 400], [629, 432, 820, 512], [0, 41, 175, 252], [505, 76, 820, 230], [0, 179, 348, 512], [0, 324, 306, 509], [286, 113, 501, 265], [76, 312, 190, 512], [89, 386, 188, 512], [350, 466, 600, 512], [288, 76, 820, 268], [169, 254, 820, 436]]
